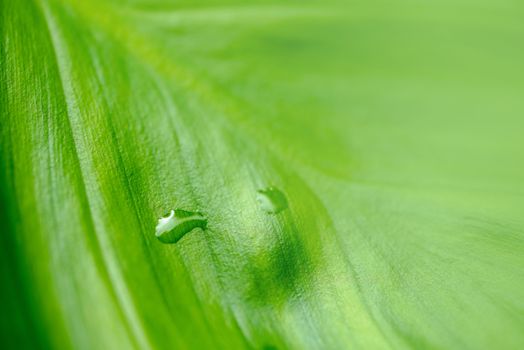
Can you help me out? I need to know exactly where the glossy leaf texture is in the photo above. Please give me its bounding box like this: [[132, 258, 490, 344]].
[[1, 0, 524, 349]]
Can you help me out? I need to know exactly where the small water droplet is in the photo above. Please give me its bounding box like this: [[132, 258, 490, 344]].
[[155, 209, 207, 244], [256, 187, 288, 214]]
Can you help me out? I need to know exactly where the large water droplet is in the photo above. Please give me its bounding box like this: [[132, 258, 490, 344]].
[[256, 187, 288, 214], [155, 209, 207, 244]]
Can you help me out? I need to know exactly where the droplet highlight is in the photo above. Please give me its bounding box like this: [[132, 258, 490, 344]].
[[256, 187, 288, 214], [155, 209, 207, 244]]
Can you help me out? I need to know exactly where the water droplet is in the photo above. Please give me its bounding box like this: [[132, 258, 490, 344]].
[[155, 209, 207, 244], [256, 187, 288, 214]]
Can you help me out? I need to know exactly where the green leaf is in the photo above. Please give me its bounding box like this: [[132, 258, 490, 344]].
[[2, 0, 524, 349]]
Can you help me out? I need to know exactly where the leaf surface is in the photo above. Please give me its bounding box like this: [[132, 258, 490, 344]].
[[2, 0, 524, 349]]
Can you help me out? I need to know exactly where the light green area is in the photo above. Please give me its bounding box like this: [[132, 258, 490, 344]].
[[1, 0, 524, 349]]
